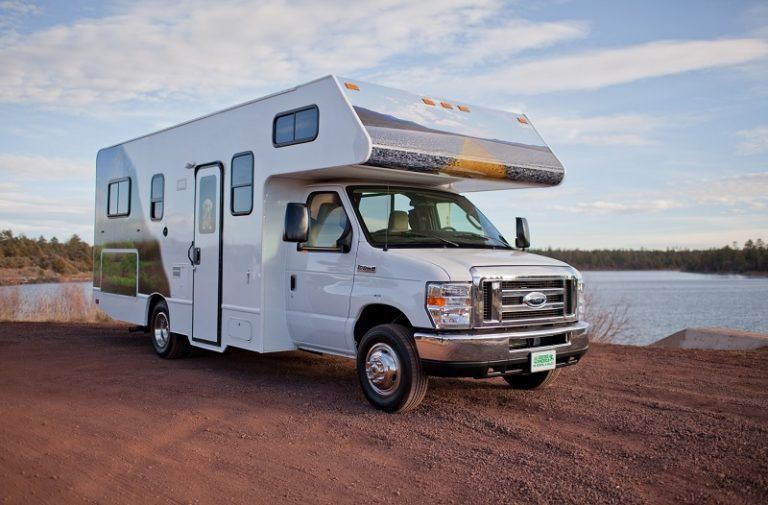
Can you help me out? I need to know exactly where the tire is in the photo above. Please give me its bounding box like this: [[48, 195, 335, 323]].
[[503, 368, 560, 389], [356, 324, 428, 413], [150, 300, 190, 359]]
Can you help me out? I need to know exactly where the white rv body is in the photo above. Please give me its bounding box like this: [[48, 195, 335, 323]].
[[94, 76, 588, 412]]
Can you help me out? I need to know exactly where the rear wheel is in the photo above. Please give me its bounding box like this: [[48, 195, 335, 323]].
[[150, 301, 189, 359], [356, 324, 428, 413], [503, 368, 560, 389]]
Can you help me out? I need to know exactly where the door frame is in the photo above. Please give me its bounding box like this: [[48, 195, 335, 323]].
[[191, 161, 225, 346]]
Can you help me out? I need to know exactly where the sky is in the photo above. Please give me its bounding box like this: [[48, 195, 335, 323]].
[[0, 0, 766, 249]]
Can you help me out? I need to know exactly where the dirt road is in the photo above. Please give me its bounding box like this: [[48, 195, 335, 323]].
[[1, 322, 766, 504]]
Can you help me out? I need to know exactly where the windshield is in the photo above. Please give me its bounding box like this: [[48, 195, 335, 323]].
[[348, 187, 511, 249]]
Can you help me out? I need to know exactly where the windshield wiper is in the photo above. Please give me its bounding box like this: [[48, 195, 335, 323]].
[[451, 231, 512, 249], [402, 231, 460, 247]]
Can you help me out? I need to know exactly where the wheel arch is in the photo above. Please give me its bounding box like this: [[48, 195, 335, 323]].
[[353, 304, 413, 347], [145, 292, 167, 328]]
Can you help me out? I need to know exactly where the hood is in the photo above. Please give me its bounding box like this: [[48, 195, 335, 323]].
[[385, 248, 573, 281]]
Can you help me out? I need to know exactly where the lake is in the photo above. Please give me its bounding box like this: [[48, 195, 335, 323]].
[[583, 270, 768, 345], [2, 272, 766, 345]]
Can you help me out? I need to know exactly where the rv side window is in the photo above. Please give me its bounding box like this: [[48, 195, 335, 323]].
[[273, 105, 318, 147], [107, 178, 131, 217], [301, 192, 350, 252], [150, 174, 164, 220], [231, 152, 253, 215]]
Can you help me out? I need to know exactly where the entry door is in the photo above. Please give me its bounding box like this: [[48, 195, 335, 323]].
[[192, 164, 223, 344], [286, 191, 357, 353]]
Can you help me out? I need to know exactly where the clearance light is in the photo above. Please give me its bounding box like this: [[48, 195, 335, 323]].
[[440, 102, 453, 109], [422, 97, 436, 106], [457, 105, 470, 112], [344, 82, 360, 91], [426, 282, 472, 329], [517, 116, 529, 124]]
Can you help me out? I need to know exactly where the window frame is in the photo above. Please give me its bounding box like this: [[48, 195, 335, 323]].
[[272, 104, 319, 148], [107, 177, 132, 218], [298, 191, 352, 253], [230, 151, 254, 216], [150, 173, 164, 221]]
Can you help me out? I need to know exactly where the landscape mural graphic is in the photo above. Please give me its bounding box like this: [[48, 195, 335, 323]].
[[341, 78, 565, 186]]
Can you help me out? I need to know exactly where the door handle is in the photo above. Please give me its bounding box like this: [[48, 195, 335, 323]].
[[187, 242, 201, 266], [290, 274, 296, 291]]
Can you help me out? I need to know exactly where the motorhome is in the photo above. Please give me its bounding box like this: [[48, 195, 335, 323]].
[[93, 76, 588, 412]]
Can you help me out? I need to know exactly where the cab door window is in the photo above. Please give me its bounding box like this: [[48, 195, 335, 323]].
[[301, 192, 351, 252]]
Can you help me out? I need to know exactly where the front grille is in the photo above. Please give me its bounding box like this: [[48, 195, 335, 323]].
[[508, 333, 569, 350], [480, 276, 577, 327]]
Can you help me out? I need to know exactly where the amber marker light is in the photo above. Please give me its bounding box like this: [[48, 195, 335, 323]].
[[457, 105, 470, 112], [344, 82, 360, 91], [426, 296, 446, 307], [440, 102, 453, 109], [517, 116, 529, 124], [422, 97, 436, 106]]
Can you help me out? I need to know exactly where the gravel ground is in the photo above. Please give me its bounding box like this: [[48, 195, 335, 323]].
[[0, 322, 766, 504]]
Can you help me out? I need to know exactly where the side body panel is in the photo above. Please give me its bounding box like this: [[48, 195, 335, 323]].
[[93, 76, 371, 353]]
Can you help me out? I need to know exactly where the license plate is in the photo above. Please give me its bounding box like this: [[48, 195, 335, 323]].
[[530, 350, 556, 373]]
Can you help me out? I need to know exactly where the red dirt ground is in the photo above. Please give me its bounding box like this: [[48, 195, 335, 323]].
[[0, 322, 766, 504]]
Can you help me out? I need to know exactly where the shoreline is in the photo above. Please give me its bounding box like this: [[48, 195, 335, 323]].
[[0, 271, 92, 287]]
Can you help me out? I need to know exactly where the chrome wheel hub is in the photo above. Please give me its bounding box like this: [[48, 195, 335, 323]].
[[365, 343, 401, 396], [153, 312, 170, 350]]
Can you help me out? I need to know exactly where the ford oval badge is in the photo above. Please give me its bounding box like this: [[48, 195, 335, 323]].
[[523, 292, 547, 308]]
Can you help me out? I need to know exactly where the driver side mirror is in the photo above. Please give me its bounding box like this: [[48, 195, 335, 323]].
[[283, 203, 309, 243], [515, 217, 530, 250]]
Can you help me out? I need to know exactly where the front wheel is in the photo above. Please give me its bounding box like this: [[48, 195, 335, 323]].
[[150, 301, 190, 359], [356, 324, 428, 413], [503, 368, 560, 389]]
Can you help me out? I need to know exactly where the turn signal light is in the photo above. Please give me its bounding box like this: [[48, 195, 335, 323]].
[[344, 82, 360, 91]]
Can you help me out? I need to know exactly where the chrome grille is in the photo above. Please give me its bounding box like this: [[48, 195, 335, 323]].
[[478, 276, 577, 327]]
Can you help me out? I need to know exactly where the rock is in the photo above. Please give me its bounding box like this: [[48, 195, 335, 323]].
[[651, 327, 768, 350]]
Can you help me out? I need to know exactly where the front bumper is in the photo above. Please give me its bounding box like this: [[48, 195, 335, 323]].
[[414, 321, 589, 378]]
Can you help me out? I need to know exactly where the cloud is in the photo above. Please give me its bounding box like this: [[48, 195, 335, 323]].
[[558, 199, 682, 215], [0, 0, 505, 108], [534, 114, 664, 146], [0, 153, 92, 180], [736, 125, 768, 154], [473, 38, 768, 94], [455, 19, 588, 62], [0, 0, 41, 31], [546, 172, 768, 215]]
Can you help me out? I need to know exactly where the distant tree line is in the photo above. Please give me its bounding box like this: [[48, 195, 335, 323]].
[[0, 230, 92, 275], [533, 239, 768, 274]]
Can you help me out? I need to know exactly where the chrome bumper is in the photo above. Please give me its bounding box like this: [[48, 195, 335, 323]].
[[414, 321, 589, 364]]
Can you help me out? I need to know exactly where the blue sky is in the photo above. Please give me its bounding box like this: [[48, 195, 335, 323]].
[[1, 0, 766, 248]]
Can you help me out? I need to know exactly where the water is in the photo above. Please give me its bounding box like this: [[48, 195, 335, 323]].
[[583, 271, 768, 345], [3, 274, 767, 346]]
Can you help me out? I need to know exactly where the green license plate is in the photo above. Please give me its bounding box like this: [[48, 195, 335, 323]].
[[530, 349, 556, 373]]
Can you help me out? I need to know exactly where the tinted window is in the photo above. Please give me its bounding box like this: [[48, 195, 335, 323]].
[[294, 107, 318, 140], [231, 152, 253, 215], [302, 192, 350, 251], [150, 174, 164, 220], [274, 115, 294, 145], [273, 105, 318, 147], [198, 175, 217, 234], [107, 178, 131, 217]]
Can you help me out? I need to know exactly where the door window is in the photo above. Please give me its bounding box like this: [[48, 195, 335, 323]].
[[198, 175, 217, 234], [302, 192, 350, 252]]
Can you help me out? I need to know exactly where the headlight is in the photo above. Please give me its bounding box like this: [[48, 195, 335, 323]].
[[425, 282, 472, 329]]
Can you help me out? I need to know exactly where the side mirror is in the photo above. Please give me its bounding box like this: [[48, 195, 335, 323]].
[[283, 203, 309, 242], [515, 217, 530, 250]]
